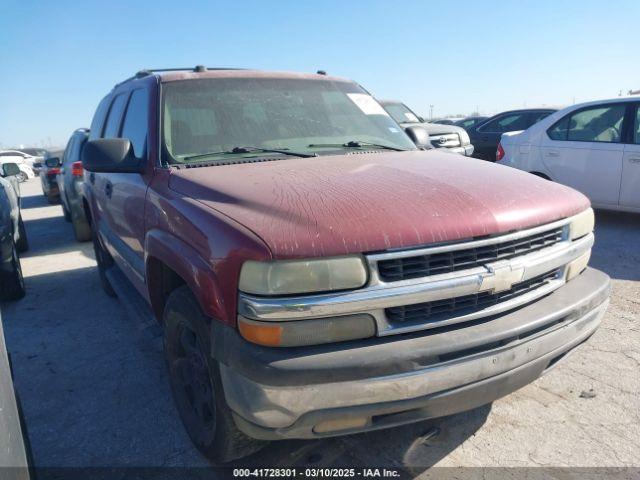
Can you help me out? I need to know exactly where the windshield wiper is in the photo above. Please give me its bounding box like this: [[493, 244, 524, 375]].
[[183, 146, 316, 161], [307, 141, 407, 152]]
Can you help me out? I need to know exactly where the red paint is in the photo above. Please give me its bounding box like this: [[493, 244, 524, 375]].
[[168, 150, 589, 259]]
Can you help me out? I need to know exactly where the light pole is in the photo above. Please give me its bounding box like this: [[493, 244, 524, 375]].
[[429, 105, 434, 120]]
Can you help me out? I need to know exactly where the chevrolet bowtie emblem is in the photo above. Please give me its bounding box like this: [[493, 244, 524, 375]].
[[480, 263, 525, 293]]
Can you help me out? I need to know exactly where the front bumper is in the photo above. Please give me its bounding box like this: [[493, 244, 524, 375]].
[[447, 144, 474, 156], [215, 267, 609, 440]]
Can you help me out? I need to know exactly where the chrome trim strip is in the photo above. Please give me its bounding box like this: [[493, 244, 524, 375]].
[[238, 233, 593, 323], [367, 216, 571, 263]]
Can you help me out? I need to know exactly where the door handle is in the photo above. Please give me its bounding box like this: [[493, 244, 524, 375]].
[[481, 136, 489, 141], [105, 181, 113, 199], [545, 151, 560, 158], [628, 157, 640, 164]]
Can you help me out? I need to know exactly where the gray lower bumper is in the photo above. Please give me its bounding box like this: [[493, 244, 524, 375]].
[[218, 268, 609, 440]]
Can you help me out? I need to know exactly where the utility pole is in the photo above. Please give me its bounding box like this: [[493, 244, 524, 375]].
[[429, 105, 434, 120]]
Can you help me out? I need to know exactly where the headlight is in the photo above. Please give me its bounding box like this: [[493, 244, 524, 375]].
[[239, 256, 368, 295], [569, 208, 594, 240]]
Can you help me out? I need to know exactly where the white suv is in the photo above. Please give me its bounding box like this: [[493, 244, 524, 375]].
[[497, 97, 640, 213]]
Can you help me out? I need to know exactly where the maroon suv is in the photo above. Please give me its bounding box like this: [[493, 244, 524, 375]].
[[81, 67, 610, 462]]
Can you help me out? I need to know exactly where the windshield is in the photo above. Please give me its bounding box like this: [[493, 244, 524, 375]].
[[382, 103, 421, 124], [162, 78, 416, 164]]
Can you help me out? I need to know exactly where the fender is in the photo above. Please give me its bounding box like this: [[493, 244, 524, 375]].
[[145, 228, 227, 324]]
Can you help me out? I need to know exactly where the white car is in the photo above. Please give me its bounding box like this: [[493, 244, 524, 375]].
[[0, 157, 35, 183], [497, 97, 640, 213]]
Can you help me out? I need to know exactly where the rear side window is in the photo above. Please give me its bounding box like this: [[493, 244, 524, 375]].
[[530, 111, 553, 124], [480, 113, 528, 133], [89, 96, 110, 141], [633, 106, 640, 144], [121, 89, 149, 158], [103, 93, 129, 138], [547, 104, 626, 143]]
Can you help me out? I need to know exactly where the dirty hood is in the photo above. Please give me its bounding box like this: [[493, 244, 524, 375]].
[[169, 150, 589, 259]]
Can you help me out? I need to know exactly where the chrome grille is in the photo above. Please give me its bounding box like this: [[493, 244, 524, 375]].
[[386, 269, 559, 325], [377, 227, 564, 282], [429, 133, 461, 148]]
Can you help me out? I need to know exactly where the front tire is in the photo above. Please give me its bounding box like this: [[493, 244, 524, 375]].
[[91, 227, 116, 297], [0, 242, 25, 301], [163, 286, 265, 463], [16, 215, 28, 253]]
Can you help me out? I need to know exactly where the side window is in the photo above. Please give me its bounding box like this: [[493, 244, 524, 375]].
[[480, 114, 528, 133], [548, 116, 570, 140], [89, 96, 111, 141], [549, 105, 626, 143], [634, 106, 640, 144], [62, 137, 75, 165], [530, 111, 552, 125], [121, 89, 149, 158], [103, 93, 129, 138]]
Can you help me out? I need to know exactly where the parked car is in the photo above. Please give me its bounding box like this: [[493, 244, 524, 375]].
[[82, 67, 609, 463], [468, 108, 557, 160], [57, 129, 91, 241], [17, 148, 46, 175], [379, 100, 474, 156], [432, 117, 464, 125], [0, 152, 36, 183], [39, 149, 65, 203], [454, 116, 488, 131], [0, 163, 28, 301], [0, 311, 31, 479], [498, 98, 640, 213]]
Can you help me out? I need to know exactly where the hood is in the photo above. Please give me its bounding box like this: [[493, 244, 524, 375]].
[[169, 150, 589, 259]]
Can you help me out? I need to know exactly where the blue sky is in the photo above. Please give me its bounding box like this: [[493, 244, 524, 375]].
[[1, 0, 638, 148]]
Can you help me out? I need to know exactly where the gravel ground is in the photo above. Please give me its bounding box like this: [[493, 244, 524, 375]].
[[1, 179, 638, 477]]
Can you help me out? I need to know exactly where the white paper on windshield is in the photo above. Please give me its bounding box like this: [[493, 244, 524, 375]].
[[347, 94, 389, 116], [405, 112, 420, 122]]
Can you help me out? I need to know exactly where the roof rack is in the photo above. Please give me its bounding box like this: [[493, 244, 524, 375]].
[[114, 65, 246, 88]]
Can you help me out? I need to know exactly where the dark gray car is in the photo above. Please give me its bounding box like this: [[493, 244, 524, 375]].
[[0, 163, 27, 301], [57, 129, 91, 241]]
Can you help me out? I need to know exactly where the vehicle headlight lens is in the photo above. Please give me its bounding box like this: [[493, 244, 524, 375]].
[[239, 256, 368, 295], [569, 208, 594, 240]]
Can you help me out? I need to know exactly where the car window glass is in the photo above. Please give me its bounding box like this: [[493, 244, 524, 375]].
[[634, 107, 640, 144], [481, 114, 528, 133], [566, 105, 625, 143], [530, 111, 552, 124], [89, 96, 111, 141], [121, 89, 149, 158], [103, 93, 128, 138], [62, 137, 76, 165], [548, 116, 570, 140]]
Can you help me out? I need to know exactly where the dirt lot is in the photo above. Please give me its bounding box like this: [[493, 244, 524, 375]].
[[1, 179, 639, 476]]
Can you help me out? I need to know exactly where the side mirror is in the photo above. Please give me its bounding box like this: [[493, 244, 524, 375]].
[[82, 138, 142, 173], [418, 116, 426, 123], [404, 126, 432, 149], [45, 157, 61, 168], [1, 162, 21, 177]]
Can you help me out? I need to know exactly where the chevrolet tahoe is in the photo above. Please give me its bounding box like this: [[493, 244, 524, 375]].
[[81, 66, 610, 463]]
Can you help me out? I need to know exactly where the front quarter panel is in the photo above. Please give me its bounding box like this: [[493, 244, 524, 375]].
[[144, 170, 272, 325]]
